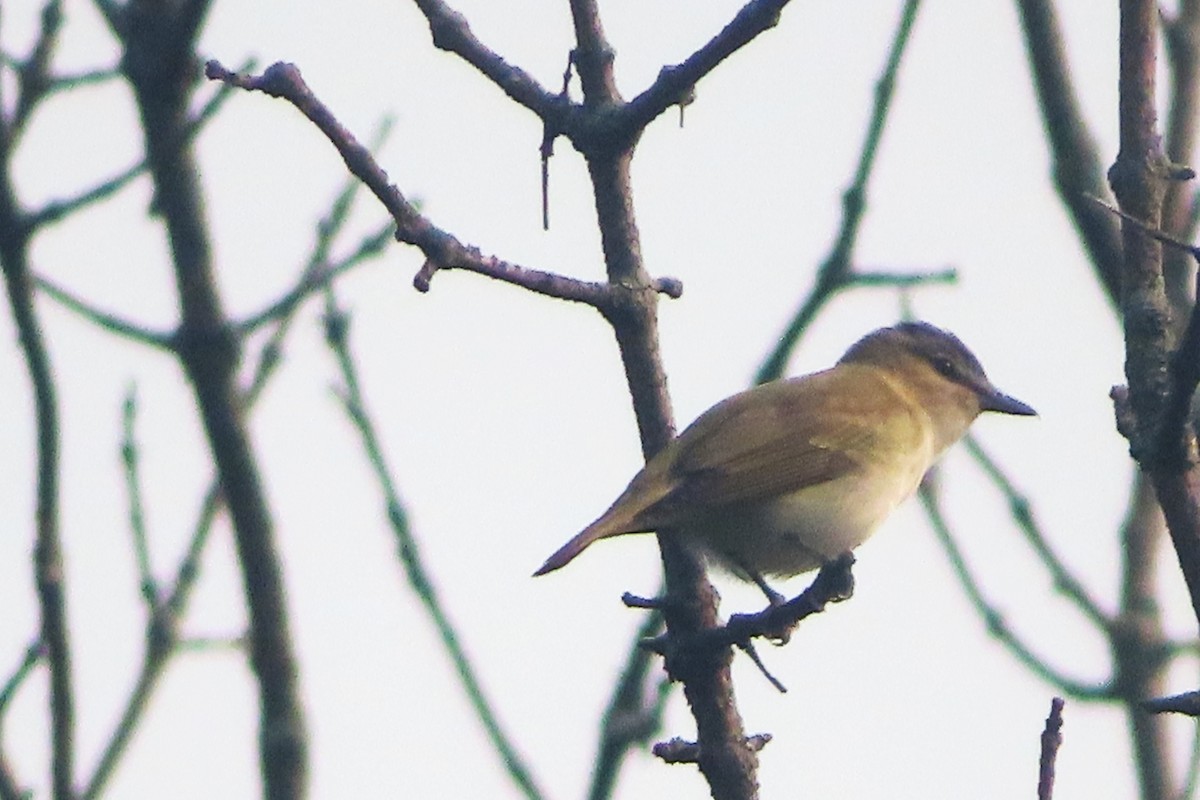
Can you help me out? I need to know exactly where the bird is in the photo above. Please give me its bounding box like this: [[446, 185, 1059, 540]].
[[533, 321, 1035, 595]]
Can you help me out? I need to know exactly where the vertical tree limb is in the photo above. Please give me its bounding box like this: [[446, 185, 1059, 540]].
[[570, 1, 756, 794], [108, 3, 310, 797], [1110, 3, 1200, 798]]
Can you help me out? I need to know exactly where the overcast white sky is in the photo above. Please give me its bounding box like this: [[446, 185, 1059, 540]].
[[2, 1, 1192, 798]]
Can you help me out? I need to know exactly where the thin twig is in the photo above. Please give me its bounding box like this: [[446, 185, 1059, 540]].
[[33, 274, 173, 348], [176, 635, 247, 653], [83, 320, 300, 799], [0, 640, 43, 717], [30, 58, 252, 231], [848, 268, 958, 288], [308, 121, 537, 792], [235, 223, 391, 335], [121, 386, 158, 607], [10, 0, 64, 138], [918, 476, 1112, 700], [39, 65, 120, 93], [321, 288, 546, 800], [30, 160, 145, 229], [1182, 713, 1200, 798], [962, 435, 1110, 629], [756, 0, 924, 384], [0, 750, 25, 800], [587, 610, 667, 800]]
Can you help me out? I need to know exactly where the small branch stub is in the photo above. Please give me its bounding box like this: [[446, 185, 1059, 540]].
[[1037, 697, 1065, 800], [652, 733, 772, 765]]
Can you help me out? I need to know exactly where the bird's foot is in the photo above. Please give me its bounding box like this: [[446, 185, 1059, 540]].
[[812, 552, 856, 602]]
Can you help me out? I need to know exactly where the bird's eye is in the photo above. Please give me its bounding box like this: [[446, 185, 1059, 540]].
[[932, 357, 957, 379]]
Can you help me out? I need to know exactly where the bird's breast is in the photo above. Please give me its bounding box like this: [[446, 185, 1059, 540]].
[[691, 442, 935, 578]]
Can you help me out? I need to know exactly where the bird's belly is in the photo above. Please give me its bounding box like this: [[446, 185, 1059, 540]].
[[692, 465, 925, 578]]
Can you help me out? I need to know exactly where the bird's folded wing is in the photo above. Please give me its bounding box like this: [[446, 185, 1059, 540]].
[[665, 369, 911, 508]]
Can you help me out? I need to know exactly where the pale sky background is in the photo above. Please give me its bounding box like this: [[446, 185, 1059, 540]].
[[1, 1, 1191, 798]]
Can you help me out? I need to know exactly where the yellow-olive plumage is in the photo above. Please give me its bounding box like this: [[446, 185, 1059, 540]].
[[534, 322, 1035, 583]]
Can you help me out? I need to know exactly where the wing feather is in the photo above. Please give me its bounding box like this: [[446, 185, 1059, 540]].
[[658, 366, 919, 510]]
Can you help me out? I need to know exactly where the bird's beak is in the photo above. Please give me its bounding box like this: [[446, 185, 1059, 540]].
[[980, 388, 1037, 416]]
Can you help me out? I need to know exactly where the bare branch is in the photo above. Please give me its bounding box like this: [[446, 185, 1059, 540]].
[[624, 0, 794, 130], [1112, 0, 1174, 445], [84, 214, 326, 795], [1088, 192, 1200, 658], [560, 4, 756, 781], [412, 253, 618, 302], [1014, 0, 1123, 302], [410, 0, 559, 116], [204, 60, 668, 307]]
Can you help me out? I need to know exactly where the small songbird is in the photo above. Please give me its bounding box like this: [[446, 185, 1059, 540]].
[[534, 322, 1035, 592]]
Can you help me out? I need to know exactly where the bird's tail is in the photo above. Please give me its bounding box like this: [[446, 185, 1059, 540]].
[[534, 467, 667, 576], [532, 509, 644, 576]]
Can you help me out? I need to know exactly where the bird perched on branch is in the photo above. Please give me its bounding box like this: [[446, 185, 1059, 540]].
[[534, 322, 1035, 597]]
